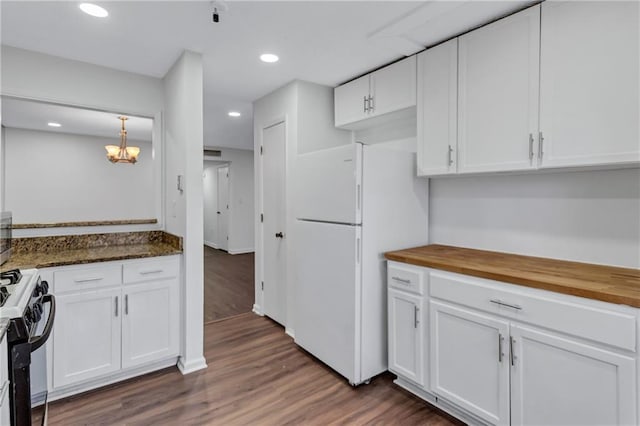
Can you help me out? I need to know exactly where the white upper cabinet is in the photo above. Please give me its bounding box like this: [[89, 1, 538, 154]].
[[457, 5, 540, 174], [417, 38, 458, 176], [334, 56, 416, 129], [539, 1, 640, 168]]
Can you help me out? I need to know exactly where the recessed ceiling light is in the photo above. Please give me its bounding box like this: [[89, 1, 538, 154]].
[[228, 111, 241, 117], [47, 122, 62, 128], [260, 53, 279, 63], [79, 3, 109, 18]]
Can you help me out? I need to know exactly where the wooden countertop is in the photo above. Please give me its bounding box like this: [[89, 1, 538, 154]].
[[2, 243, 182, 271], [385, 244, 640, 308]]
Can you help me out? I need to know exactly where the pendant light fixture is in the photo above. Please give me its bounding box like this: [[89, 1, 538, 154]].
[[105, 116, 140, 164]]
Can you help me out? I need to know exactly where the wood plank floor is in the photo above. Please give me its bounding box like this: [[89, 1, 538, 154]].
[[48, 313, 462, 425], [204, 246, 254, 323]]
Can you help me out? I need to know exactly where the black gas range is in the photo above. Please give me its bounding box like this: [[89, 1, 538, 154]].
[[0, 268, 55, 426]]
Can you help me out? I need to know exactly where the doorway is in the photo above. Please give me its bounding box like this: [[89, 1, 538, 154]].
[[261, 121, 287, 326], [203, 155, 255, 324]]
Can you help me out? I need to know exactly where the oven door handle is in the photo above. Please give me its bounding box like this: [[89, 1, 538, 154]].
[[29, 294, 56, 352]]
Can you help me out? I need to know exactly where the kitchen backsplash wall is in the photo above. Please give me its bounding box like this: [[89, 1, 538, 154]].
[[429, 168, 640, 268]]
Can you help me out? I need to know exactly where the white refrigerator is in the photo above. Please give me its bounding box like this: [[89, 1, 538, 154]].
[[294, 142, 428, 385]]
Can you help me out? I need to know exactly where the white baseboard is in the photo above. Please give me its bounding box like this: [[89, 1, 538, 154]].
[[252, 304, 263, 316], [177, 356, 208, 375], [204, 241, 219, 249], [228, 248, 255, 255], [285, 327, 295, 339]]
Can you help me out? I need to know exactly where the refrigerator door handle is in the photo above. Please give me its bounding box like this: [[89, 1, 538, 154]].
[[357, 184, 361, 211], [356, 237, 361, 264]]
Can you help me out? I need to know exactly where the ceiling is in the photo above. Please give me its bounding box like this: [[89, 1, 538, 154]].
[[0, 0, 534, 151], [2, 97, 153, 141]]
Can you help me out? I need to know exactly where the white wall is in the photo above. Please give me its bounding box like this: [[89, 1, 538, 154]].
[[0, 46, 164, 235], [162, 50, 206, 374], [203, 162, 221, 247], [4, 128, 153, 223], [429, 168, 640, 268]]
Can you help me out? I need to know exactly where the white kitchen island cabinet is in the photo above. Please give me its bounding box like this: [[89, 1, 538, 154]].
[[386, 245, 640, 426], [46, 255, 181, 400]]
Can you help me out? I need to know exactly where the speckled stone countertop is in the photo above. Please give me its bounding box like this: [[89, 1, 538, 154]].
[[2, 231, 182, 271], [0, 318, 8, 342]]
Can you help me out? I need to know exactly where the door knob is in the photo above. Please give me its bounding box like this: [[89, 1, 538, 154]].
[[275, 232, 284, 238], [217, 211, 221, 214]]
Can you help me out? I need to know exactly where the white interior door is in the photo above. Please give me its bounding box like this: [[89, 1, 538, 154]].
[[216, 166, 229, 251], [262, 122, 287, 326]]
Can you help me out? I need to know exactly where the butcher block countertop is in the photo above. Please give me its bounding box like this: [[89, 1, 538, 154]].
[[385, 244, 640, 308]]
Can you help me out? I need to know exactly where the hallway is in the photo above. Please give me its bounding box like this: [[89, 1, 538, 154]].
[[204, 246, 255, 323]]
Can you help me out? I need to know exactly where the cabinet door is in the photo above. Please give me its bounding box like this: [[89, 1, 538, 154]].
[[0, 336, 8, 426], [370, 56, 417, 118], [53, 288, 121, 388], [510, 324, 636, 426], [430, 300, 510, 425], [417, 39, 458, 176], [539, 1, 639, 168], [388, 289, 424, 386], [334, 74, 370, 127], [122, 280, 179, 369], [458, 5, 540, 173]]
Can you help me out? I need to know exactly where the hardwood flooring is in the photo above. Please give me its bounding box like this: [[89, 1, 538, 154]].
[[203, 246, 254, 323], [47, 313, 462, 425]]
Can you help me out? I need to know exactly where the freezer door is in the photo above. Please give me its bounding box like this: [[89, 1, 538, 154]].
[[294, 220, 362, 384], [295, 144, 362, 225]]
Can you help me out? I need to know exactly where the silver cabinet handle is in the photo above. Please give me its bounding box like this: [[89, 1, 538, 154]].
[[510, 336, 516, 366], [74, 276, 104, 283], [391, 276, 411, 284], [448, 145, 454, 166], [115, 296, 119, 317], [125, 294, 129, 315], [368, 95, 374, 113], [498, 333, 504, 362], [538, 131, 544, 159], [529, 133, 534, 161], [490, 299, 522, 310], [414, 306, 419, 328], [363, 96, 368, 113], [140, 269, 163, 275]]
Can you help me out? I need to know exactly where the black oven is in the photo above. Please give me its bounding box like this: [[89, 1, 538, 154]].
[[6, 277, 55, 426]]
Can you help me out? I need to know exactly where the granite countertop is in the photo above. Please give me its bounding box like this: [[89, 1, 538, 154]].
[[2, 231, 183, 271], [385, 244, 640, 308], [0, 318, 8, 342], [3, 243, 182, 270]]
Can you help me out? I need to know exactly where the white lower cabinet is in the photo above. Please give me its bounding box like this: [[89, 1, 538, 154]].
[[50, 255, 180, 395], [53, 288, 122, 388], [122, 281, 179, 369], [510, 324, 636, 426], [430, 300, 509, 425], [388, 289, 424, 386], [387, 261, 639, 425]]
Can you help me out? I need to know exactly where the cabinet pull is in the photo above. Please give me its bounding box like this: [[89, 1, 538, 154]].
[[140, 269, 163, 275], [368, 95, 374, 113], [74, 276, 103, 283], [414, 306, 419, 328], [498, 333, 504, 362], [538, 131, 544, 159], [509, 336, 516, 366], [115, 296, 119, 317], [490, 299, 522, 310], [391, 276, 411, 284], [363, 96, 368, 113], [125, 294, 129, 315], [447, 145, 454, 166], [529, 133, 534, 161]]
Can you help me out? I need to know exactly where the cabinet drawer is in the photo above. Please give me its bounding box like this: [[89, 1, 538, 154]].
[[54, 263, 122, 293], [430, 270, 637, 352], [388, 263, 424, 295], [123, 256, 179, 284]]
